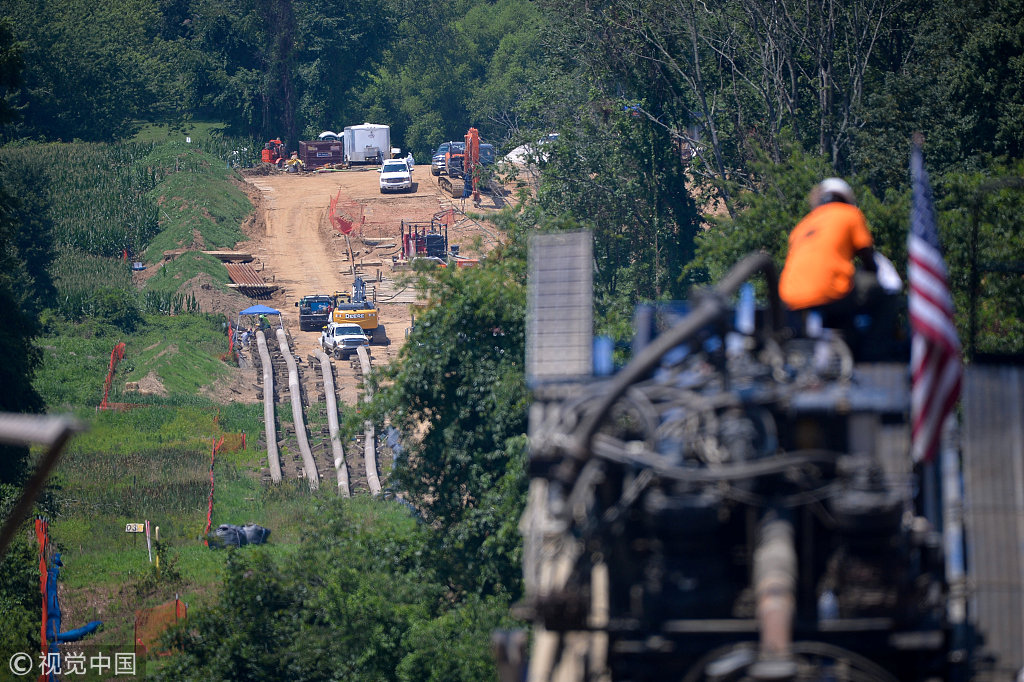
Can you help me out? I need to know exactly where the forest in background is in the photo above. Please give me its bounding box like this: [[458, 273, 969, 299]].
[[3, 0, 1024, 306], [0, 0, 1023, 677]]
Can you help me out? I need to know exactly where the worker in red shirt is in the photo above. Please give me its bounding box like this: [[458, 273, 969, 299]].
[[779, 178, 879, 329]]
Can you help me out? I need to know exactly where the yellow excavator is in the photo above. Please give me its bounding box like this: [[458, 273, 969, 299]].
[[331, 277, 380, 341]]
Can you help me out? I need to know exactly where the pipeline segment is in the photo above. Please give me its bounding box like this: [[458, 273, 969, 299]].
[[315, 349, 350, 496], [277, 328, 319, 490], [256, 331, 281, 483], [355, 345, 381, 495]]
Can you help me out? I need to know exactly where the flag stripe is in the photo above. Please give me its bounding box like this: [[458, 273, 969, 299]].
[[908, 142, 962, 463]]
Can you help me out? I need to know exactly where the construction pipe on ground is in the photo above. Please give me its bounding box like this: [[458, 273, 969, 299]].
[[276, 328, 319, 490], [355, 345, 381, 495], [315, 349, 350, 496], [256, 331, 281, 483]]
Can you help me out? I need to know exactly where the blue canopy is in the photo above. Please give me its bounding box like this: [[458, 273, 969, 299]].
[[239, 304, 281, 316]]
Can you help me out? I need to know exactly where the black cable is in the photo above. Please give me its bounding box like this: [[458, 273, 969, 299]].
[[555, 253, 781, 493]]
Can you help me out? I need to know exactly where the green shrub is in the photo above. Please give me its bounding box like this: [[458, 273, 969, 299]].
[[90, 287, 143, 332]]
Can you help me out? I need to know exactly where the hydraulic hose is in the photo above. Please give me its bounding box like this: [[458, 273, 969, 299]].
[[556, 252, 782, 490]]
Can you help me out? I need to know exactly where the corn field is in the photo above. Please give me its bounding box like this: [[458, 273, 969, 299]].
[[0, 138, 255, 321], [142, 290, 201, 316], [3, 142, 161, 258]]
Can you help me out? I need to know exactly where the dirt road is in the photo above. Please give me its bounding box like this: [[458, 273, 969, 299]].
[[238, 163, 506, 375], [241, 167, 433, 362]]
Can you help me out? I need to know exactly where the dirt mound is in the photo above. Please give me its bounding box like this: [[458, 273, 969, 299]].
[[201, 364, 259, 404], [137, 370, 168, 397], [175, 272, 253, 318]]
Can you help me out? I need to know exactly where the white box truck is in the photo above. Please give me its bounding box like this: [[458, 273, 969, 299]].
[[344, 123, 391, 164]]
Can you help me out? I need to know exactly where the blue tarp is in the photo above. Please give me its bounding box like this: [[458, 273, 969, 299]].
[[239, 304, 281, 316]]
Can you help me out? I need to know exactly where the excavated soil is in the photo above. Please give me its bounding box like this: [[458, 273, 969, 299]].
[[217, 164, 506, 406]]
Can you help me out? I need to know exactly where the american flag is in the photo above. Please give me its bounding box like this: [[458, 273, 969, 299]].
[[908, 141, 962, 463]]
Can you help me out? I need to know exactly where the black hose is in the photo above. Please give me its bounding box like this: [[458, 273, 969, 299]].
[[590, 437, 842, 483], [555, 253, 781, 489]]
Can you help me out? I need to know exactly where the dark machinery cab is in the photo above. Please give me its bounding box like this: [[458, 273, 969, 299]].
[[295, 294, 332, 331]]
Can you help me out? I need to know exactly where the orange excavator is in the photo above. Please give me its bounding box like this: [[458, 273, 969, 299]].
[[438, 127, 481, 203], [261, 139, 286, 167]]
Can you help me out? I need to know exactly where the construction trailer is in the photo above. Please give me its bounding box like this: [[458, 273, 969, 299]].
[[298, 140, 346, 169], [344, 123, 391, 164]]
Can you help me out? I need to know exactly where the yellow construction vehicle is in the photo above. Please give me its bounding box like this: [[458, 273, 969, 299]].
[[331, 277, 381, 341]]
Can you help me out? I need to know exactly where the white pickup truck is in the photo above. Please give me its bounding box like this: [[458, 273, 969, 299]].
[[320, 322, 369, 360]]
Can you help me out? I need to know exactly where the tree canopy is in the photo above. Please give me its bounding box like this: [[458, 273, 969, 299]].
[[0, 0, 1023, 675]]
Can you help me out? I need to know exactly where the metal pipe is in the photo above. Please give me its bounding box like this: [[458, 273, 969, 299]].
[[256, 331, 282, 483], [752, 513, 796, 675], [355, 345, 381, 495], [277, 328, 319, 490], [316, 350, 349, 496]]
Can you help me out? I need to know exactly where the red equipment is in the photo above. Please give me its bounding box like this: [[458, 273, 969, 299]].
[[464, 127, 480, 203], [261, 139, 285, 166], [400, 220, 448, 261], [395, 210, 480, 268], [439, 127, 483, 200]]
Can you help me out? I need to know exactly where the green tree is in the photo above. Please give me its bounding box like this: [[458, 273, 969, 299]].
[[89, 287, 143, 333], [0, 26, 45, 658], [684, 139, 912, 290], [0, 532, 39, 662], [372, 249, 528, 597], [684, 141, 835, 286], [396, 594, 520, 682], [355, 0, 545, 158], [4, 0, 183, 141], [537, 105, 701, 303], [157, 498, 517, 681], [0, 22, 46, 482], [0, 19, 24, 127], [294, 0, 394, 138], [931, 162, 1024, 356]]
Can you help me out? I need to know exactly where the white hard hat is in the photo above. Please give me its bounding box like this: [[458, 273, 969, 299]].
[[816, 177, 856, 205]]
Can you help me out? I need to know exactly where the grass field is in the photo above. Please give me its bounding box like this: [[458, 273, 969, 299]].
[[43, 394, 349, 651], [141, 142, 253, 263], [14, 136, 336, 654]]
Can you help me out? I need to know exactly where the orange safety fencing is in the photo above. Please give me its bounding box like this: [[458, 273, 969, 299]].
[[98, 342, 145, 411], [220, 319, 236, 363], [99, 343, 126, 409], [203, 437, 224, 546], [135, 597, 187, 657], [36, 518, 49, 658], [328, 189, 364, 235]]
